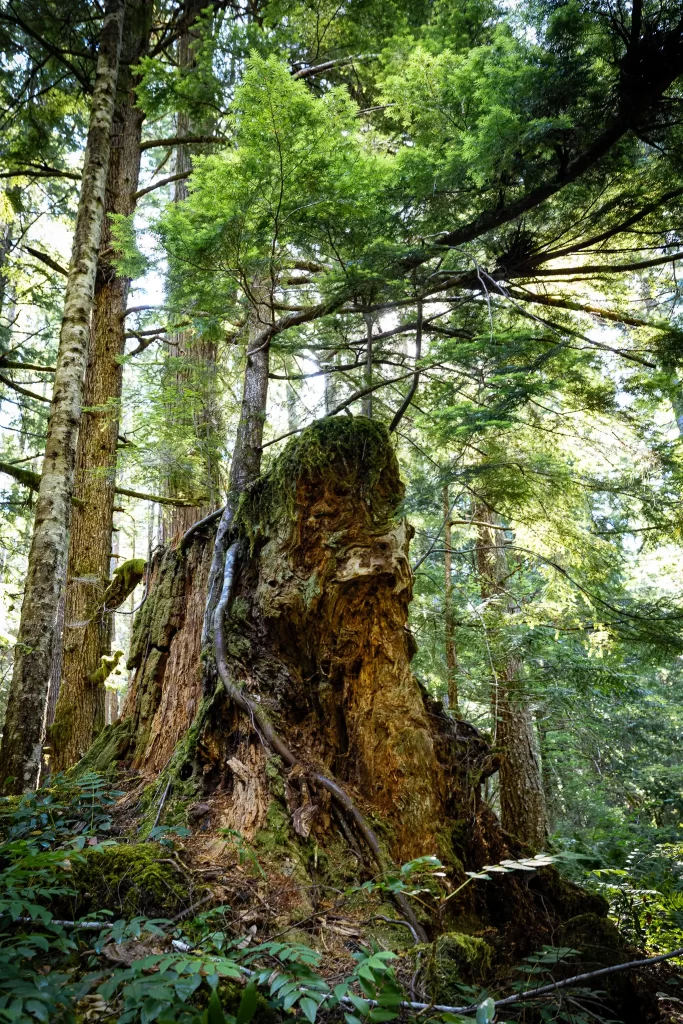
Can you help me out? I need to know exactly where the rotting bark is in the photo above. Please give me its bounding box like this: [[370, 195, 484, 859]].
[[474, 501, 547, 851], [0, 0, 125, 793], [50, 0, 154, 774]]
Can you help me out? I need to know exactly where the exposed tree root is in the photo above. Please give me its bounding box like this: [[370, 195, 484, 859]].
[[212, 539, 429, 943]]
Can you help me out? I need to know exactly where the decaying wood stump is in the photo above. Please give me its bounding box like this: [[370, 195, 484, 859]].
[[84, 416, 622, 965]]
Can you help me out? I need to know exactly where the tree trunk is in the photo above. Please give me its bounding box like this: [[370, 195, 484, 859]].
[[164, 0, 222, 539], [474, 502, 547, 851], [0, 222, 11, 322], [443, 485, 458, 713], [111, 284, 273, 780], [361, 312, 373, 418], [0, 0, 125, 793], [202, 291, 272, 642], [49, 0, 153, 774]]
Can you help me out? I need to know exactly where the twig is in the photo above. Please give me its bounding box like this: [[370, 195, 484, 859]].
[[171, 893, 214, 923], [149, 779, 172, 833]]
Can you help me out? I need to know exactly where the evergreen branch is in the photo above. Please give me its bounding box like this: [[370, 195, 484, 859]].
[[112, 486, 208, 507], [519, 250, 683, 278], [262, 366, 437, 449], [292, 54, 375, 79], [0, 166, 81, 182], [507, 287, 666, 332], [0, 359, 56, 373], [537, 184, 683, 263], [0, 8, 93, 92], [0, 461, 206, 507]]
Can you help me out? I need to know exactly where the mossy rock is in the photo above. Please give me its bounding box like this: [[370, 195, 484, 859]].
[[69, 843, 192, 918], [417, 932, 494, 1004]]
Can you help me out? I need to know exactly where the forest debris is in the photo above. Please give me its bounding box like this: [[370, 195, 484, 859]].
[[102, 939, 165, 965], [227, 757, 251, 782], [187, 802, 212, 823], [291, 802, 318, 838]]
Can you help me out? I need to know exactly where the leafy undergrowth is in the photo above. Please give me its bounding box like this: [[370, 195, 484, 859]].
[[0, 774, 672, 1024]]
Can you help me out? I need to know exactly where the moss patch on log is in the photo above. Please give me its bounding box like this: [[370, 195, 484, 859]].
[[87, 650, 123, 687], [67, 716, 134, 777], [69, 843, 191, 918], [103, 558, 146, 610]]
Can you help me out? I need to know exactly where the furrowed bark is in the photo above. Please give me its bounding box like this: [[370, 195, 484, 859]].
[[443, 485, 458, 713], [164, 0, 223, 540], [0, 0, 125, 793], [50, 0, 154, 774], [474, 502, 547, 850]]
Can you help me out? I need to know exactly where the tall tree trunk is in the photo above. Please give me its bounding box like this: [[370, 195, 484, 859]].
[[0, 222, 11, 318], [0, 0, 124, 793], [49, 0, 153, 774], [165, 0, 222, 539], [117, 288, 272, 770], [361, 312, 373, 418], [443, 485, 458, 712], [474, 502, 547, 850], [203, 291, 272, 642]]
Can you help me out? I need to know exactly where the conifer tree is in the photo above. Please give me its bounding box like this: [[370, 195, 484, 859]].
[[0, 0, 125, 792]]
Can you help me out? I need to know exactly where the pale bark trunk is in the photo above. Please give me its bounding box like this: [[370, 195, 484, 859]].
[[443, 485, 458, 713], [202, 292, 271, 644], [0, 0, 125, 793], [49, 0, 152, 774], [474, 502, 547, 850], [0, 223, 11, 317]]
